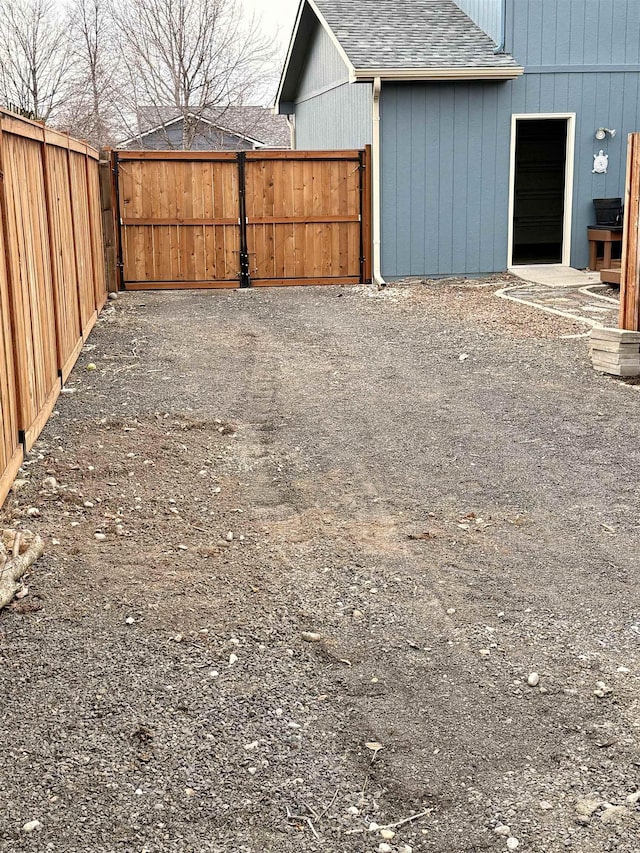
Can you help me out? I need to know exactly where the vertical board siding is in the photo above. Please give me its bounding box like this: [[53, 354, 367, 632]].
[[453, 0, 503, 44], [507, 0, 640, 66], [380, 72, 640, 278], [297, 22, 350, 98], [295, 82, 373, 150], [293, 19, 372, 151], [0, 108, 106, 481], [87, 157, 108, 312]]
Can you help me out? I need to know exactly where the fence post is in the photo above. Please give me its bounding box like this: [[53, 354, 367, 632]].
[[99, 148, 119, 292], [619, 133, 640, 331]]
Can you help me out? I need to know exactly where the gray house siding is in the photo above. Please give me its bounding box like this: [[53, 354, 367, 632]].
[[295, 82, 372, 149], [453, 0, 503, 44], [506, 0, 640, 67], [292, 22, 372, 149], [380, 72, 639, 278], [297, 21, 349, 97]]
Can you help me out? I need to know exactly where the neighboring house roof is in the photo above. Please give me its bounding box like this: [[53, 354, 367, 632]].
[[277, 0, 524, 110], [120, 106, 291, 149]]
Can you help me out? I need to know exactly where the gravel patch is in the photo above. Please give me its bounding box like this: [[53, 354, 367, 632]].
[[1, 279, 639, 852]]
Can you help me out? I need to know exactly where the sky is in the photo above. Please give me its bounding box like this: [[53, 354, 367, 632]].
[[241, 0, 299, 56], [239, 0, 300, 103]]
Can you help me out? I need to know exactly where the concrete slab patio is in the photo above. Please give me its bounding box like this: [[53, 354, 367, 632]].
[[508, 265, 601, 288]]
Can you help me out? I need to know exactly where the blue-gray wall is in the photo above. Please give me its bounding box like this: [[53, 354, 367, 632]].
[[454, 0, 503, 45], [292, 22, 372, 149], [380, 72, 639, 278], [380, 0, 640, 278], [506, 0, 640, 66], [288, 0, 640, 277]]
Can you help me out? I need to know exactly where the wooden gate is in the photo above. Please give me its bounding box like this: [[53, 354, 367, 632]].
[[114, 149, 371, 289]]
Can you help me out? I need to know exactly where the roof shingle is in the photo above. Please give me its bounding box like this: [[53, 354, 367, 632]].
[[313, 0, 519, 69]]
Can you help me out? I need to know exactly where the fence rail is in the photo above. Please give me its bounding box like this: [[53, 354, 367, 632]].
[[0, 109, 107, 506]]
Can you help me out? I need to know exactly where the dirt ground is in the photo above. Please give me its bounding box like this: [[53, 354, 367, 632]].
[[1, 278, 640, 853]]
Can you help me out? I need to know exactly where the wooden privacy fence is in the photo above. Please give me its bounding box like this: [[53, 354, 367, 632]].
[[114, 148, 371, 289], [0, 109, 107, 506], [620, 133, 640, 330]]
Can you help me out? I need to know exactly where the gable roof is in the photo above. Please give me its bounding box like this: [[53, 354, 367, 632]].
[[120, 106, 291, 149], [277, 0, 523, 110]]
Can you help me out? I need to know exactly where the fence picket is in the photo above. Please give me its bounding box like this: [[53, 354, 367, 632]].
[[115, 149, 371, 289], [0, 109, 107, 504]]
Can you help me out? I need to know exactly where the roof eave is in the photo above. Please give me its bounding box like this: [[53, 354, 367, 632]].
[[274, 0, 306, 112], [354, 66, 525, 82]]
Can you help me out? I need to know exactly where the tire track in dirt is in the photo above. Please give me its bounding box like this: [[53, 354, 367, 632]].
[[215, 311, 583, 847]]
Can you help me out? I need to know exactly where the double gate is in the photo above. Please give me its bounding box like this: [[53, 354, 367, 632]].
[[114, 149, 371, 289]]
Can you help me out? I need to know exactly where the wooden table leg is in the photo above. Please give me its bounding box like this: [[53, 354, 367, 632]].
[[589, 239, 597, 271]]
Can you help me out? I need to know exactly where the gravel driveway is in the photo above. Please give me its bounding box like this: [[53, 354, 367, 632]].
[[1, 279, 639, 853]]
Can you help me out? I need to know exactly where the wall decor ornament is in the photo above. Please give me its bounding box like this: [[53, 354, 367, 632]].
[[593, 150, 609, 174]]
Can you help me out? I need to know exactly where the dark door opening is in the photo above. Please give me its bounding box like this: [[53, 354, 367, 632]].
[[512, 118, 568, 265]]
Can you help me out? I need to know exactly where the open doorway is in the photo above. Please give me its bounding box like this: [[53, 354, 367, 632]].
[[509, 116, 574, 266]]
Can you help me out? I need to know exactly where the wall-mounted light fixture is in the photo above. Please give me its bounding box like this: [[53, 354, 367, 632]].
[[595, 127, 617, 140]]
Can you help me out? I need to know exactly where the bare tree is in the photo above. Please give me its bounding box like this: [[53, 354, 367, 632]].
[[111, 0, 277, 149], [57, 0, 121, 146], [0, 0, 71, 121]]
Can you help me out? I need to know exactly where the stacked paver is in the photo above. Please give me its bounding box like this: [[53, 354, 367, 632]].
[[590, 327, 640, 376]]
